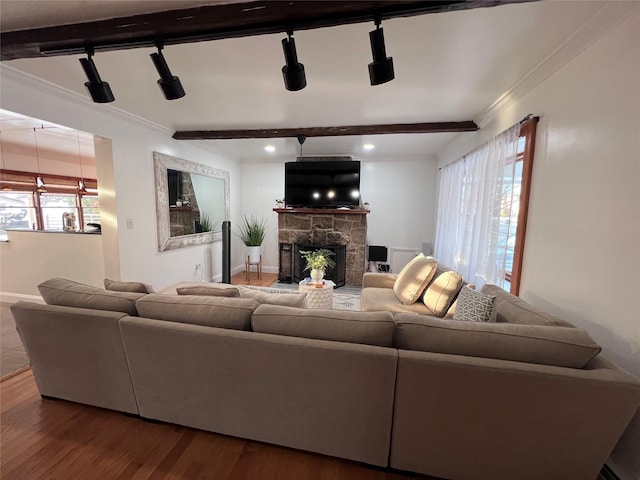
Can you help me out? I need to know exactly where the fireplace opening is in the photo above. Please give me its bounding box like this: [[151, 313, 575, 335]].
[[293, 244, 346, 287]]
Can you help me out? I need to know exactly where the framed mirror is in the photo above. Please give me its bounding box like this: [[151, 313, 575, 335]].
[[153, 151, 229, 251]]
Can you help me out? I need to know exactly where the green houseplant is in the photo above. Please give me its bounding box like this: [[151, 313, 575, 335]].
[[300, 248, 336, 283], [237, 215, 268, 263]]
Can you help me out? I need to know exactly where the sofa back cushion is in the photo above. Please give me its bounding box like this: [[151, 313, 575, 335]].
[[252, 304, 395, 347], [393, 254, 438, 305], [177, 286, 241, 297], [238, 287, 308, 308], [422, 270, 464, 317], [393, 313, 601, 368], [136, 294, 258, 331], [104, 278, 155, 294], [481, 284, 574, 326], [38, 278, 144, 316]]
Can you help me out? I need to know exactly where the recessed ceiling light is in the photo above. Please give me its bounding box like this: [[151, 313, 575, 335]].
[[363, 143, 375, 150], [264, 145, 276, 153]]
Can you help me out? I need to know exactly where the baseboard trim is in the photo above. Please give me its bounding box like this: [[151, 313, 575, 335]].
[[600, 464, 620, 480]]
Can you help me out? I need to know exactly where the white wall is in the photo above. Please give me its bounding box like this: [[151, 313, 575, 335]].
[[0, 231, 105, 298], [436, 11, 640, 478], [0, 67, 242, 292], [239, 157, 438, 273]]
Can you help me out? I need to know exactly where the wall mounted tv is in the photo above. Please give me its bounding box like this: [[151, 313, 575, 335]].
[[285, 160, 361, 208]]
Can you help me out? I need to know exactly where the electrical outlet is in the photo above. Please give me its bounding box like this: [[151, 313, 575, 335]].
[[126, 218, 134, 229], [195, 263, 202, 272]]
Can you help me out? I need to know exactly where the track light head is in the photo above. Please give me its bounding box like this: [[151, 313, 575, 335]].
[[368, 21, 394, 86], [79, 49, 115, 103], [150, 43, 185, 100], [282, 32, 306, 91]]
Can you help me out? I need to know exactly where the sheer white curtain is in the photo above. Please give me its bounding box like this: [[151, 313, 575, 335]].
[[434, 124, 520, 288]]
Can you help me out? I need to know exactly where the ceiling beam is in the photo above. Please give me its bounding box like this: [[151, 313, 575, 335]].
[[1, 0, 536, 61], [172, 121, 479, 140]]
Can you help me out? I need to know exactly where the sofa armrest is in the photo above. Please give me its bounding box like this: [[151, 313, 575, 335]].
[[390, 350, 640, 480], [363, 272, 398, 289]]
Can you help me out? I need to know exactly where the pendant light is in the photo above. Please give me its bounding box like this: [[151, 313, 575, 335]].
[[297, 135, 306, 156], [77, 132, 88, 194], [33, 127, 46, 193]]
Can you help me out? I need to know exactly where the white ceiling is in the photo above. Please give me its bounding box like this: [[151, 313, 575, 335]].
[[0, 0, 611, 162]]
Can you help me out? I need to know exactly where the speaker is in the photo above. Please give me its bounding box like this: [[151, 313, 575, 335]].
[[368, 245, 388, 262], [222, 221, 231, 283]]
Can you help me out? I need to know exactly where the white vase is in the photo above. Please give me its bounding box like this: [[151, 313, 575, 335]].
[[310, 268, 325, 284], [247, 245, 261, 264]]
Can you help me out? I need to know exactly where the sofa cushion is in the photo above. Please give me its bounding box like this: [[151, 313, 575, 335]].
[[422, 271, 464, 317], [104, 278, 155, 294], [394, 313, 601, 368], [136, 294, 258, 331], [361, 287, 435, 315], [38, 278, 144, 316], [238, 287, 308, 308], [252, 304, 395, 347], [177, 286, 240, 297], [481, 284, 574, 326], [453, 286, 495, 322], [393, 254, 437, 305]]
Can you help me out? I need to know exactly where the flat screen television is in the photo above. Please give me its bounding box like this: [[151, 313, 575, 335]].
[[285, 160, 361, 208]]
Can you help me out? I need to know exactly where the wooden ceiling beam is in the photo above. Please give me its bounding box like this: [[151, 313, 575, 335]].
[[172, 121, 479, 140], [1, 0, 535, 61]]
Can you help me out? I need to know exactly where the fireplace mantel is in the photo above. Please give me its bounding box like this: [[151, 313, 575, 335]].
[[273, 208, 369, 215]]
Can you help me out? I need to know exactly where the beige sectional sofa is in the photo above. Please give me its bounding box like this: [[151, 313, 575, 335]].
[[10, 277, 640, 480]]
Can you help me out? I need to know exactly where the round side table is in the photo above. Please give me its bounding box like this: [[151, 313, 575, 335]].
[[298, 280, 334, 309]]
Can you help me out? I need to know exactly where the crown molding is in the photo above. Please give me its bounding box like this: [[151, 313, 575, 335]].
[[475, 1, 640, 128], [0, 65, 239, 161], [0, 64, 172, 136]]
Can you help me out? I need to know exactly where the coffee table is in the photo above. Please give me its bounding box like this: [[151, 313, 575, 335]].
[[298, 280, 335, 309]]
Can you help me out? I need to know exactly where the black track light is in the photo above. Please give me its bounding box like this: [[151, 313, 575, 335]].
[[368, 19, 395, 86], [150, 42, 185, 100], [282, 31, 306, 91], [79, 48, 115, 103]]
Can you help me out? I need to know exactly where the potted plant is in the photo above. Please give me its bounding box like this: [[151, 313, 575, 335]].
[[300, 248, 336, 283], [237, 214, 267, 263]]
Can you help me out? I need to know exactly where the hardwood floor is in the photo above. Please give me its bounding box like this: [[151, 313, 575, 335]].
[[230, 270, 278, 287], [1, 370, 433, 480]]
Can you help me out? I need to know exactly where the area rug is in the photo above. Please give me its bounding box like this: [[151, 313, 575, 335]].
[[245, 284, 361, 311]]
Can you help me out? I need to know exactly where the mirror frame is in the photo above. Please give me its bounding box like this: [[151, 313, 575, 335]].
[[153, 151, 230, 252]]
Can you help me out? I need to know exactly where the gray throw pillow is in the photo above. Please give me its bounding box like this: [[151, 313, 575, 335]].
[[453, 286, 495, 322]]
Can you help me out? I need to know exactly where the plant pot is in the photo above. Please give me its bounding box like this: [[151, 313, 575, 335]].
[[247, 245, 261, 264], [310, 268, 325, 284]]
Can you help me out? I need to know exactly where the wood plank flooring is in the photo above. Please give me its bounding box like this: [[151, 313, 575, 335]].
[[1, 370, 434, 480]]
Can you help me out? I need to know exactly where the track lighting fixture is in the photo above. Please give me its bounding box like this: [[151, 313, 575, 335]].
[[368, 18, 395, 86], [150, 42, 185, 100], [282, 30, 306, 91], [79, 48, 115, 103]]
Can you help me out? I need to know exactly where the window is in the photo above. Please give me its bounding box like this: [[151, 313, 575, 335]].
[[504, 118, 537, 295], [434, 117, 538, 295], [0, 169, 100, 233]]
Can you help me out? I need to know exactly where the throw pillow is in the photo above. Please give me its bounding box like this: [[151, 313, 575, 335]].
[[453, 286, 496, 322], [392, 254, 438, 305], [422, 270, 464, 317], [444, 284, 476, 319], [176, 286, 240, 297], [238, 287, 308, 308], [104, 278, 155, 294]]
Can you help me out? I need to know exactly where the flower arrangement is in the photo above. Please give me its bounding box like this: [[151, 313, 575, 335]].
[[300, 248, 336, 272]]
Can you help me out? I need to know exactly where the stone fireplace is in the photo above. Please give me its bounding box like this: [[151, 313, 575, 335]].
[[275, 208, 369, 286]]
